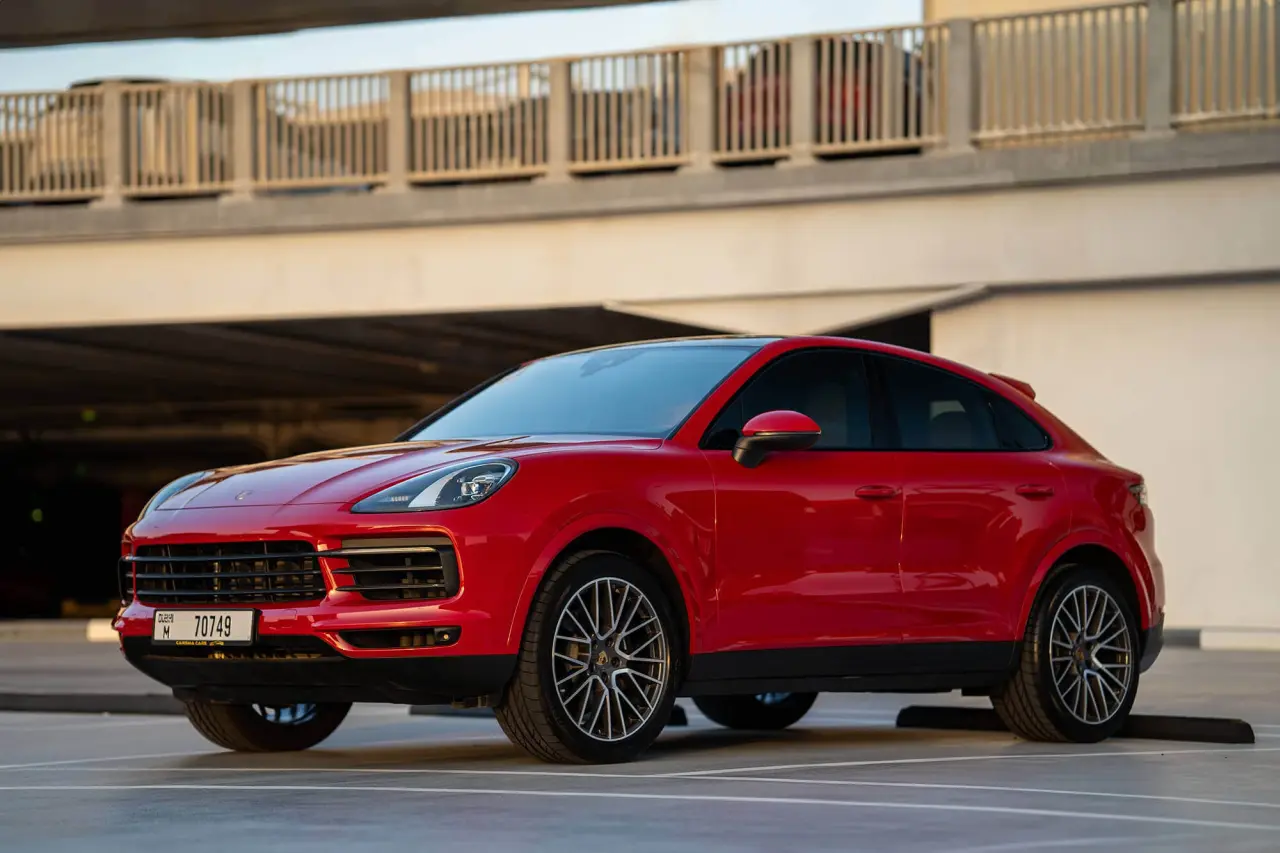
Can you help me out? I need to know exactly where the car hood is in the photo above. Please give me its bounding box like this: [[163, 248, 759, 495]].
[[156, 435, 662, 510]]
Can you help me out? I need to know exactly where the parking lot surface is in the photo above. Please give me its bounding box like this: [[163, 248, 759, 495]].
[[3, 648, 1279, 852]]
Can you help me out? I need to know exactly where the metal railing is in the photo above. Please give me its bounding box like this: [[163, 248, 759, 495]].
[[123, 84, 231, 195], [569, 49, 687, 171], [410, 62, 550, 181], [975, 2, 1148, 143], [253, 73, 390, 189], [815, 26, 948, 153], [1174, 0, 1279, 126], [0, 89, 103, 202], [715, 40, 791, 161], [1, 3, 1278, 207]]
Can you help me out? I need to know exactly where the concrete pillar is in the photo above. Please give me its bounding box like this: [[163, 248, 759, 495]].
[[941, 18, 978, 153], [91, 81, 125, 208], [379, 70, 412, 193], [682, 46, 716, 173], [783, 37, 816, 167], [539, 59, 572, 183], [222, 79, 256, 203], [1145, 0, 1176, 134]]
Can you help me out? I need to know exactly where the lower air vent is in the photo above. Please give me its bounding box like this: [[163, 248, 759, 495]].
[[340, 627, 461, 650], [331, 537, 460, 602]]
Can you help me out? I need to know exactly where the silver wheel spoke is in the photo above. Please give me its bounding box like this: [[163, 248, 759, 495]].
[[625, 630, 660, 657], [552, 575, 669, 743], [564, 608, 592, 643], [592, 583, 603, 638], [621, 615, 658, 639]]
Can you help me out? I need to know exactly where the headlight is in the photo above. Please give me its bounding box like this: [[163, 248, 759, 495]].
[[351, 460, 517, 514], [138, 470, 210, 520]]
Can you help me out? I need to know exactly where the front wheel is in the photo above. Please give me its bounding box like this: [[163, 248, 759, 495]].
[[694, 691, 818, 730], [495, 550, 681, 764], [184, 700, 351, 751], [993, 565, 1140, 743]]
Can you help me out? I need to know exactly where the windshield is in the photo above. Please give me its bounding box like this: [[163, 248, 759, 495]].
[[408, 342, 761, 440]]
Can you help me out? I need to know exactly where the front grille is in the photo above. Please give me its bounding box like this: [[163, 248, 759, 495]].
[[132, 541, 326, 605], [332, 537, 460, 602]]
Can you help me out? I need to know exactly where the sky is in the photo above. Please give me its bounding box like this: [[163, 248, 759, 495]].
[[0, 0, 922, 92]]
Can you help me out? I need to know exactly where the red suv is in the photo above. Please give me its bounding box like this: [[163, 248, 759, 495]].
[[117, 336, 1164, 763]]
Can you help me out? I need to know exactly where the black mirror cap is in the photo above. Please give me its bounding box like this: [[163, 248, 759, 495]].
[[732, 430, 820, 468]]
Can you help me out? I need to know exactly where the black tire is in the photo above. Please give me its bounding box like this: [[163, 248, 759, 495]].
[[494, 550, 683, 764], [993, 565, 1140, 743], [694, 691, 818, 730], [184, 700, 351, 752]]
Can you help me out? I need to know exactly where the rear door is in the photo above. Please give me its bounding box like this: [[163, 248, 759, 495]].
[[870, 353, 1070, 646]]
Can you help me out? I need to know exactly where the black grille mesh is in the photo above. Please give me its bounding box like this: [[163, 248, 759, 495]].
[[133, 541, 325, 605]]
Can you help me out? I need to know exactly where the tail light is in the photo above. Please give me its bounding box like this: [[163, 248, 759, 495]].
[[1128, 482, 1148, 506]]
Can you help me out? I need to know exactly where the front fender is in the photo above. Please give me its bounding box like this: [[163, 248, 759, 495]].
[[503, 509, 707, 653]]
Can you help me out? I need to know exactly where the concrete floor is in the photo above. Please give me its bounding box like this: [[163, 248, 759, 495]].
[[2, 648, 1279, 852]]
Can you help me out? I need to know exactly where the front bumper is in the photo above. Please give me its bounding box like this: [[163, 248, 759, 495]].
[[122, 636, 515, 705], [118, 504, 540, 704]]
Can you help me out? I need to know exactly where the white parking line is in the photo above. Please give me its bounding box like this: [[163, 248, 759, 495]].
[[666, 746, 1280, 777], [0, 783, 1275, 832], [697, 774, 1280, 811], [944, 834, 1187, 853], [21, 763, 1280, 812]]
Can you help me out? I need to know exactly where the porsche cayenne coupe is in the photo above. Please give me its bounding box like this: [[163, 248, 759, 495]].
[[116, 335, 1164, 763]]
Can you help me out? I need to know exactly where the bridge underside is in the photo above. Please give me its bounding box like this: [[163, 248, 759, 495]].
[[0, 0, 662, 48]]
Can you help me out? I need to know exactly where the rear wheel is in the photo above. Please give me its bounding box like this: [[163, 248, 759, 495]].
[[495, 550, 681, 764], [993, 565, 1140, 743], [184, 700, 351, 751], [694, 691, 818, 730]]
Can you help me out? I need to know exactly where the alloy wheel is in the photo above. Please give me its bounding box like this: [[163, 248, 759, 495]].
[[1049, 584, 1134, 725], [252, 703, 319, 726], [551, 576, 671, 742]]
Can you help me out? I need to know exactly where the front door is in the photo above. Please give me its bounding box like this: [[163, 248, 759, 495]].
[[699, 348, 906, 659]]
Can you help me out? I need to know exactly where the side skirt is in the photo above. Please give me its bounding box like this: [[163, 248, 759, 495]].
[[679, 640, 1016, 698]]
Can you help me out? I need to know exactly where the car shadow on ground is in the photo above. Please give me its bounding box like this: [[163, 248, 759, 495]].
[[168, 724, 1008, 771]]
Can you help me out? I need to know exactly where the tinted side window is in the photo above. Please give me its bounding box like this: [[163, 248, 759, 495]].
[[988, 393, 1052, 450], [877, 356, 1002, 451], [703, 350, 874, 450]]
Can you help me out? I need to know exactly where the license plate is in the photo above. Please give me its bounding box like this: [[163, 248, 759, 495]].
[[152, 610, 256, 646]]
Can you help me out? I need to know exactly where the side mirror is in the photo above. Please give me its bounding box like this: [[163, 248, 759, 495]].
[[732, 410, 821, 468]]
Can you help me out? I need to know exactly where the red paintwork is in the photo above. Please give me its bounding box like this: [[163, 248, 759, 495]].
[[741, 410, 820, 437], [116, 336, 1164, 668]]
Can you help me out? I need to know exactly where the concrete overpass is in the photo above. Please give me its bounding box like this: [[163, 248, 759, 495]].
[[2, 1, 1279, 643], [0, 0, 664, 48]]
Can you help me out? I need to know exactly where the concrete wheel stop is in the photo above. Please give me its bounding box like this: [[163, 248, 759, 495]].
[[894, 705, 1255, 745], [0, 692, 185, 715]]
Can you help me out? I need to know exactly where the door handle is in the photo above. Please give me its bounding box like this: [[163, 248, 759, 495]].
[[855, 485, 900, 500], [1016, 484, 1055, 499]]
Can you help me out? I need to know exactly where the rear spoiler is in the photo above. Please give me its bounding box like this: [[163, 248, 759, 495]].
[[991, 373, 1036, 400]]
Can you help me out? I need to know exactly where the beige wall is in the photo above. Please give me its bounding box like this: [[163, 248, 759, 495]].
[[925, 0, 1114, 21], [2, 171, 1279, 331], [933, 282, 1280, 637]]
